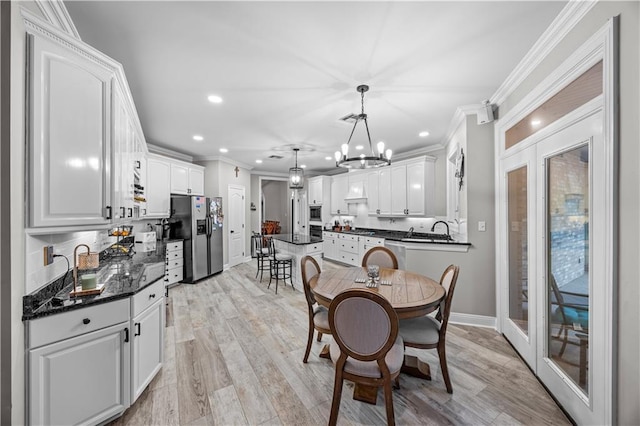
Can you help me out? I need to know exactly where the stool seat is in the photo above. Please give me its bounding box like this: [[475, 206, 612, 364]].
[[268, 239, 293, 294]]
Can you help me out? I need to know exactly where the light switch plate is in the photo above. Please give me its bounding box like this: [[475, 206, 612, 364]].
[[478, 221, 486, 232]]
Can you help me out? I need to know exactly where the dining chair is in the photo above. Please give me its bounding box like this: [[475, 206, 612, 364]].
[[253, 234, 271, 281], [328, 289, 404, 426], [398, 264, 459, 393], [300, 255, 331, 363], [268, 237, 293, 294], [361, 246, 398, 269]]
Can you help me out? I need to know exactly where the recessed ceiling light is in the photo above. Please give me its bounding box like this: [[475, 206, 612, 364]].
[[355, 145, 364, 150], [193, 135, 204, 141], [255, 159, 262, 164], [325, 156, 332, 161], [531, 119, 542, 126], [419, 131, 430, 137], [207, 94, 223, 104], [219, 148, 228, 153], [301, 164, 307, 169]]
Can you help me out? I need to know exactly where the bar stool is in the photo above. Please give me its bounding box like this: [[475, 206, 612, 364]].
[[268, 238, 293, 294], [253, 234, 271, 282]]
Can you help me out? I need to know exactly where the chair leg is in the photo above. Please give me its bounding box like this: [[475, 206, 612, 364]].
[[328, 371, 344, 426], [383, 378, 395, 426], [303, 319, 314, 364], [255, 256, 260, 279], [316, 332, 323, 342], [438, 342, 453, 394], [289, 260, 294, 290], [393, 376, 400, 390]]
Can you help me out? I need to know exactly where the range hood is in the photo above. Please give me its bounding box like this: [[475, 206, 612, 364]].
[[344, 181, 367, 203]]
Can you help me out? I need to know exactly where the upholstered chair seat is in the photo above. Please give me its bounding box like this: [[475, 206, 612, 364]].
[[397, 316, 440, 345], [330, 335, 404, 378]]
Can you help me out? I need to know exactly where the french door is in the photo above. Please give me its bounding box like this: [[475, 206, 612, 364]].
[[499, 109, 611, 424]]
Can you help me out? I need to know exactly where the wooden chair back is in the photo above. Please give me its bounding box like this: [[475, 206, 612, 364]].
[[361, 246, 399, 270], [436, 265, 460, 338], [301, 255, 320, 308]]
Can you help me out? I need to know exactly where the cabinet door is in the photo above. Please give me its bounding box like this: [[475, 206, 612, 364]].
[[146, 158, 171, 218], [308, 178, 321, 205], [378, 168, 392, 215], [132, 299, 164, 402], [28, 34, 112, 227], [170, 163, 189, 194], [28, 322, 130, 425], [367, 171, 380, 215], [406, 161, 425, 215], [330, 176, 348, 215], [391, 165, 408, 215], [188, 167, 205, 196]]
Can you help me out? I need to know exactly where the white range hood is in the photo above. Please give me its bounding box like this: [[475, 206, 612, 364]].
[[344, 180, 367, 203]]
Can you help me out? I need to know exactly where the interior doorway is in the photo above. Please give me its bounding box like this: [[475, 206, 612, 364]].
[[259, 177, 290, 235]]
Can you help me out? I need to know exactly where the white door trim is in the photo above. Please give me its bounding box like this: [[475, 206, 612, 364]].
[[227, 184, 246, 268], [495, 18, 617, 425]]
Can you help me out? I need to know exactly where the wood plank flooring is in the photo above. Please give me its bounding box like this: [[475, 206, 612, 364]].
[[110, 260, 570, 425]]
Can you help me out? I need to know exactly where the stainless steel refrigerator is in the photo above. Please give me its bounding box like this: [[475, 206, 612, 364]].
[[170, 195, 224, 283]]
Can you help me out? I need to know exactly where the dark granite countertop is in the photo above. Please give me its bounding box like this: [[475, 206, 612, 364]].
[[23, 240, 168, 321], [323, 228, 472, 246], [271, 234, 323, 245]]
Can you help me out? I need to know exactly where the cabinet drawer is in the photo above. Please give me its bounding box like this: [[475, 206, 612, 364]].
[[165, 268, 183, 285], [339, 242, 359, 254], [28, 299, 130, 348], [165, 257, 184, 270], [338, 252, 359, 265], [364, 237, 385, 245], [307, 243, 323, 254], [132, 279, 164, 317], [338, 234, 359, 242], [166, 249, 183, 261], [166, 241, 183, 253]]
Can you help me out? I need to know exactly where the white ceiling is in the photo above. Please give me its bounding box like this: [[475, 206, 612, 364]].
[[65, 1, 566, 174]]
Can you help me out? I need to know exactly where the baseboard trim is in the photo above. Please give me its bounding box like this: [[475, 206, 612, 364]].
[[449, 312, 496, 329]]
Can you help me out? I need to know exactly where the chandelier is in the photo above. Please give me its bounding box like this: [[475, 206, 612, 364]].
[[289, 148, 304, 189], [335, 85, 392, 169]]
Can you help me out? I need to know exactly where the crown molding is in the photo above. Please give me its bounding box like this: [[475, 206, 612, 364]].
[[251, 171, 289, 178], [392, 145, 443, 162], [490, 0, 598, 106], [193, 155, 254, 171], [147, 144, 194, 163], [442, 105, 476, 146], [35, 0, 80, 40]]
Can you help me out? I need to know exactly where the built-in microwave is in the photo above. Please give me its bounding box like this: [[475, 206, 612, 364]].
[[309, 205, 321, 221]]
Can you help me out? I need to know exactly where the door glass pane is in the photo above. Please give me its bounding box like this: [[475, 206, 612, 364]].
[[507, 167, 528, 334], [547, 145, 589, 395]]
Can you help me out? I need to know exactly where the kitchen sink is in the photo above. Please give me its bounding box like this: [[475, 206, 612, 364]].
[[401, 233, 453, 242]]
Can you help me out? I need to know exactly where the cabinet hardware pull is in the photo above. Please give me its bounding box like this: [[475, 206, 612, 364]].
[[82, 318, 90, 325], [135, 323, 141, 336], [105, 206, 112, 219], [127, 208, 133, 217], [142, 208, 147, 215], [120, 206, 126, 217], [149, 293, 156, 299], [124, 327, 129, 342]]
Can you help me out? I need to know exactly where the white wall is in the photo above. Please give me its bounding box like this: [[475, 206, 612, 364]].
[[498, 3, 639, 423]]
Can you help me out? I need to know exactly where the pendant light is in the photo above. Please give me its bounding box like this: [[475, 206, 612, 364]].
[[289, 148, 304, 189], [335, 85, 392, 169]]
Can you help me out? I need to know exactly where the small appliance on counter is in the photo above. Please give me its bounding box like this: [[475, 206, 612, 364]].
[[135, 231, 157, 253]]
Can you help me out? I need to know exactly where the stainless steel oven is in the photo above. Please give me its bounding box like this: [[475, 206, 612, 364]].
[[309, 205, 321, 222], [309, 225, 322, 238]]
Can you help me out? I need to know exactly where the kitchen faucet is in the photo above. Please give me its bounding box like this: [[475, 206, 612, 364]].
[[406, 227, 414, 238], [430, 221, 450, 238]]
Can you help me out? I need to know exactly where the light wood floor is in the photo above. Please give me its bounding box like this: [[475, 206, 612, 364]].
[[111, 260, 570, 425]]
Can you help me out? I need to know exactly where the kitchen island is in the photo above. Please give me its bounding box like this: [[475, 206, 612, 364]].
[[270, 234, 323, 288]]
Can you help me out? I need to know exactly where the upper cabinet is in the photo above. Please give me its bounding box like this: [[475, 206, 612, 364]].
[[330, 175, 349, 215], [145, 155, 171, 218], [27, 31, 113, 228], [170, 161, 204, 196], [25, 15, 149, 230], [308, 176, 330, 206], [367, 156, 435, 217]]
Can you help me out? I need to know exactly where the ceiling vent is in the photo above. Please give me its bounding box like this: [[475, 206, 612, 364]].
[[268, 154, 284, 159]]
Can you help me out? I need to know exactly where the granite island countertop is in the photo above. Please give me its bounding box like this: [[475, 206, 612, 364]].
[[22, 239, 175, 321], [270, 233, 323, 245], [324, 228, 472, 246]]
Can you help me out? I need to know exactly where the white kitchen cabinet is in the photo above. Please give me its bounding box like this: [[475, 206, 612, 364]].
[[337, 234, 360, 266], [367, 171, 380, 214], [145, 155, 171, 218], [27, 31, 113, 227], [165, 240, 184, 286], [112, 82, 137, 222], [359, 236, 386, 264], [170, 161, 205, 196], [323, 231, 338, 261], [27, 301, 131, 426], [308, 176, 330, 206], [131, 279, 165, 403], [330, 175, 349, 215], [391, 165, 408, 215], [378, 168, 392, 215]]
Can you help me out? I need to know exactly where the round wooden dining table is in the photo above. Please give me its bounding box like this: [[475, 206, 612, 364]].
[[310, 266, 446, 404]]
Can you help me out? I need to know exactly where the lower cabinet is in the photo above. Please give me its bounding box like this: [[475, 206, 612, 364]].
[[131, 298, 164, 402], [28, 321, 130, 426], [165, 240, 184, 287], [26, 280, 165, 425], [323, 232, 338, 260]]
